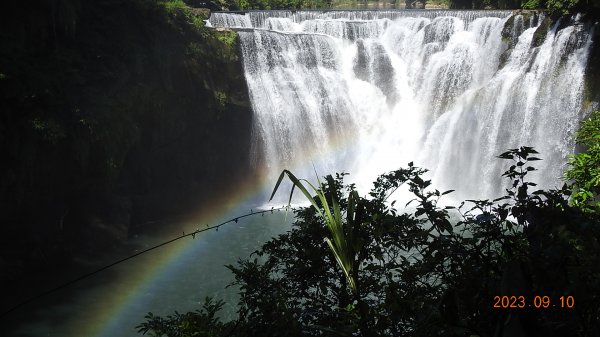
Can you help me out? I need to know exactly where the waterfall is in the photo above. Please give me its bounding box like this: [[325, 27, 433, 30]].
[[210, 10, 594, 202]]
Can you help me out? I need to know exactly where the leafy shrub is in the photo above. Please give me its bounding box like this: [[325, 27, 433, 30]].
[[138, 298, 233, 337], [521, 0, 541, 9], [545, 0, 580, 15], [157, 0, 208, 30], [565, 111, 600, 212], [139, 147, 600, 337]]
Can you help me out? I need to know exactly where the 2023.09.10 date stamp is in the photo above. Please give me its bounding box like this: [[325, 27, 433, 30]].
[[493, 295, 575, 309]]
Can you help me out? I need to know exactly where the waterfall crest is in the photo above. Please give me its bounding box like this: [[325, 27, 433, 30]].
[[210, 10, 593, 202]]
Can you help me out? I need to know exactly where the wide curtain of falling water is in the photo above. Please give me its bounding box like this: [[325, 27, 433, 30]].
[[209, 10, 593, 203]]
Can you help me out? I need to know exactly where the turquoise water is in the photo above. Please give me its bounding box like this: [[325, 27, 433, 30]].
[[3, 207, 293, 337]]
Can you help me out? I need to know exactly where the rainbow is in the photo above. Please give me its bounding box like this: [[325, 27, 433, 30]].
[[2, 124, 408, 337], [85, 133, 357, 337], [33, 115, 409, 337], [86, 176, 270, 337]]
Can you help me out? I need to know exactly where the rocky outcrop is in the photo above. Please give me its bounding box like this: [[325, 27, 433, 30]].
[[499, 10, 543, 68], [584, 21, 600, 107], [531, 14, 552, 48]]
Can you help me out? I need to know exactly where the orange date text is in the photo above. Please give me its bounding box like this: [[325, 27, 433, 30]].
[[493, 295, 574, 309]]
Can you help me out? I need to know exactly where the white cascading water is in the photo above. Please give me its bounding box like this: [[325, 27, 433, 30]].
[[209, 10, 594, 203]]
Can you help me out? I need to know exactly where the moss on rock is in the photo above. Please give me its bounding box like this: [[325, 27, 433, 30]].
[[531, 15, 552, 48]]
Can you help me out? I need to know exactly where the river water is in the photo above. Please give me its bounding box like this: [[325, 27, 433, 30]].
[[2, 200, 293, 337]]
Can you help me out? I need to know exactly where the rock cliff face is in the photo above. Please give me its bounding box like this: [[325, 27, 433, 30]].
[[585, 21, 600, 106], [499, 10, 599, 107], [0, 2, 252, 279]]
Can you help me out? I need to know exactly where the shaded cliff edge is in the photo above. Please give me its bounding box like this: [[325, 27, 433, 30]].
[[584, 20, 600, 108], [0, 1, 252, 294]]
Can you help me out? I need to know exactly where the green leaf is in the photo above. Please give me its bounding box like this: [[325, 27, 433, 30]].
[[498, 151, 513, 159]]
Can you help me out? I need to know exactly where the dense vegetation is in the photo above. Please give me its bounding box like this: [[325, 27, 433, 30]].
[[0, 0, 252, 300], [566, 111, 600, 213], [205, 0, 600, 15], [139, 110, 600, 337]]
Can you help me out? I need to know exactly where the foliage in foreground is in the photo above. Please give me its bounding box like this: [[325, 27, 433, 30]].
[[138, 147, 600, 337], [565, 110, 600, 212]]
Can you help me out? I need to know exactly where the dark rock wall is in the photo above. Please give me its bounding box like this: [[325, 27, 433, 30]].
[[0, 1, 252, 278]]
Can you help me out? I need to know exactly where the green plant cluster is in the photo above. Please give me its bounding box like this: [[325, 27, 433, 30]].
[[530, 0, 598, 14], [214, 30, 238, 48], [230, 0, 333, 10], [157, 0, 210, 29], [565, 111, 600, 212], [138, 147, 600, 337], [446, 0, 597, 13], [428, 0, 521, 9], [140, 298, 229, 337]]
